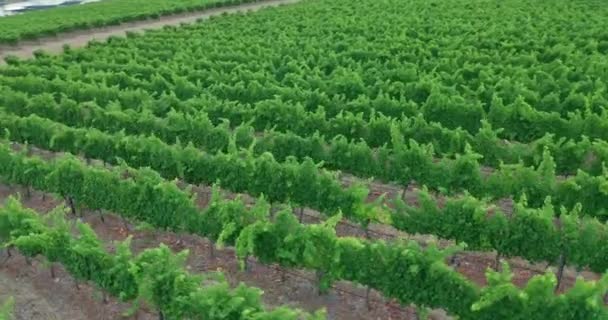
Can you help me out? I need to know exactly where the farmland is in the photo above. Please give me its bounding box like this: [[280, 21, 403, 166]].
[[1, 0, 608, 319], [0, 0, 264, 44]]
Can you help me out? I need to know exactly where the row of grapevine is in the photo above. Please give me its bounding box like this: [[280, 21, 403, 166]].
[[0, 112, 371, 223], [5, 91, 608, 221], [0, 197, 324, 320], [3, 66, 608, 177], [0, 141, 476, 317], [2, 0, 606, 145], [2, 88, 608, 220], [392, 190, 608, 273], [1, 141, 608, 319], [0, 0, 265, 44], [4, 111, 608, 274], [1, 0, 608, 317]]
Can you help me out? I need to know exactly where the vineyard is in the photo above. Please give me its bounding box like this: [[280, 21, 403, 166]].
[[0, 0, 264, 44], [1, 0, 608, 319]]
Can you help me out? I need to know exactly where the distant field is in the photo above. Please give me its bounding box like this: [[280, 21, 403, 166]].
[[0, 0, 257, 43], [0, 1, 101, 18]]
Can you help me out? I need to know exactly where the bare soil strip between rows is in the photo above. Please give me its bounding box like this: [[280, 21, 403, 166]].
[[0, 142, 599, 319], [9, 143, 602, 289], [0, 185, 422, 320]]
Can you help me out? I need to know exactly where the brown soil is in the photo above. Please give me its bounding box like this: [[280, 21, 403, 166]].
[[0, 1, 595, 318], [0, 144, 599, 319], [0, 185, 428, 320], [1, 169, 600, 320]]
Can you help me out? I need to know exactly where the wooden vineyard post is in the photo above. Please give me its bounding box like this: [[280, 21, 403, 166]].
[[555, 217, 566, 292], [365, 287, 372, 311], [201, 188, 210, 206], [65, 196, 77, 216], [243, 256, 250, 273], [208, 241, 215, 259], [0, 246, 12, 265], [98, 209, 105, 223], [315, 270, 328, 296], [24, 185, 31, 200], [121, 216, 130, 232], [494, 252, 502, 271], [555, 254, 567, 292], [298, 207, 305, 223]]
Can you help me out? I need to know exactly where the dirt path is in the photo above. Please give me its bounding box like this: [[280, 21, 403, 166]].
[[0, 255, 143, 320], [0, 272, 74, 320], [0, 0, 300, 63]]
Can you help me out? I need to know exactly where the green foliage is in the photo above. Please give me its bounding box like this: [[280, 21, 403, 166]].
[[2, 140, 608, 318], [4, 90, 608, 219], [473, 264, 608, 320], [0, 143, 475, 316], [1, 0, 608, 318], [0, 297, 14, 320], [391, 188, 608, 273], [0, 0, 262, 44], [0, 197, 322, 319], [0, 111, 370, 225], [5, 111, 608, 273]]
